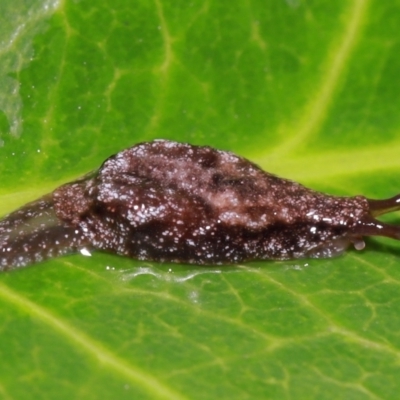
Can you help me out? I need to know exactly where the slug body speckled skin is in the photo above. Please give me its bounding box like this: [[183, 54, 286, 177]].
[[1, 139, 400, 270]]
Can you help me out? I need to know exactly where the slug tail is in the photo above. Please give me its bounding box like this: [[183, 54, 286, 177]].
[[0, 225, 87, 270], [0, 195, 88, 271]]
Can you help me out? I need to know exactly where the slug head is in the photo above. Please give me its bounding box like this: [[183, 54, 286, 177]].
[[310, 194, 400, 260]]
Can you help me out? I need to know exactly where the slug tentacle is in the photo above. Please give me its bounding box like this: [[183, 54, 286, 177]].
[[0, 195, 88, 271], [352, 195, 400, 241], [367, 195, 400, 217]]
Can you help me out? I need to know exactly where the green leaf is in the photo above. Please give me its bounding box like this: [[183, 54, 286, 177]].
[[1, 0, 400, 398]]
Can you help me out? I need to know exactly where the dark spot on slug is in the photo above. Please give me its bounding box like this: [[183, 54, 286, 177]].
[[1, 139, 400, 270]]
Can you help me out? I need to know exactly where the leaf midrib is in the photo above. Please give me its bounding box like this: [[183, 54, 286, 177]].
[[255, 142, 400, 184], [0, 283, 188, 400]]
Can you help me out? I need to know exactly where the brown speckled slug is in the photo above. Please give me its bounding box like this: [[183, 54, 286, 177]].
[[1, 139, 400, 270]]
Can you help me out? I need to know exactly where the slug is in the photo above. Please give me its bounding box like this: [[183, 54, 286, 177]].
[[1, 139, 400, 270]]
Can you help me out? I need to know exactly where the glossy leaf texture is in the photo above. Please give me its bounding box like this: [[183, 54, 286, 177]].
[[1, 0, 400, 399]]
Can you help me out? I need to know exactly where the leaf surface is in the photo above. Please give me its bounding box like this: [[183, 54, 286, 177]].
[[0, 0, 400, 398]]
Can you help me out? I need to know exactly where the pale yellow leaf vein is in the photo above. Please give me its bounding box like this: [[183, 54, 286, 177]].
[[117, 287, 284, 348], [39, 8, 72, 158], [271, 0, 370, 157], [245, 268, 400, 360], [350, 254, 400, 286], [145, 0, 174, 136], [0, 283, 187, 400], [253, 142, 400, 184], [311, 366, 382, 400], [154, 0, 173, 75]]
